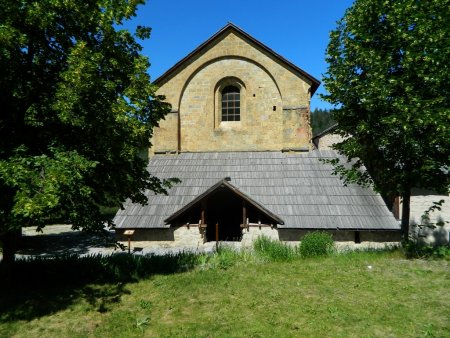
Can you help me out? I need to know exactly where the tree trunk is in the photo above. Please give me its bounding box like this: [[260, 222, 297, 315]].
[[0, 230, 18, 281], [401, 190, 411, 242]]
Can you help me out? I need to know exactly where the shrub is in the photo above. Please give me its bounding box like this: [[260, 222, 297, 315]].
[[402, 241, 450, 259], [253, 236, 299, 262], [299, 231, 334, 258]]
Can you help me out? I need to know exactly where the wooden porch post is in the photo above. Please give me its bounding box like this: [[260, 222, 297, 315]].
[[201, 200, 207, 243], [242, 201, 247, 231], [215, 222, 219, 251]]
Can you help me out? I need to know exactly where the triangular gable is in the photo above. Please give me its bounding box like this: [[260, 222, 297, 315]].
[[164, 178, 284, 225], [154, 23, 320, 95]]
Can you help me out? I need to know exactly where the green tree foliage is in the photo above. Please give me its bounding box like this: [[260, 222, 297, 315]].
[[0, 0, 176, 266], [310, 108, 336, 134], [322, 0, 450, 240]]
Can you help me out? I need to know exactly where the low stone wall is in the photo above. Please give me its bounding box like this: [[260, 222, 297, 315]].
[[359, 231, 402, 242], [408, 194, 450, 226], [404, 193, 450, 245], [116, 226, 203, 249], [116, 227, 402, 250], [241, 227, 279, 247], [279, 229, 400, 242], [279, 229, 355, 241], [316, 133, 344, 150], [279, 229, 401, 250], [410, 223, 450, 246]]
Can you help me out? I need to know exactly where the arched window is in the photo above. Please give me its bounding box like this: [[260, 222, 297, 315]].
[[221, 85, 240, 121]]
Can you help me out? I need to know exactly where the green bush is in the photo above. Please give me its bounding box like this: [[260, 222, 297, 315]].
[[253, 236, 299, 262], [299, 231, 334, 258], [402, 241, 450, 259]]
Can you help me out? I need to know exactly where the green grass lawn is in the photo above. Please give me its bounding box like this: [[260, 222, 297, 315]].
[[1, 250, 449, 337]]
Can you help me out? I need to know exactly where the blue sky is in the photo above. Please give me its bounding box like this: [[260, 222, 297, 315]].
[[126, 0, 355, 110]]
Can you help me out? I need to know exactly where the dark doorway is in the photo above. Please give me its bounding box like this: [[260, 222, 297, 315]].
[[205, 188, 242, 241]]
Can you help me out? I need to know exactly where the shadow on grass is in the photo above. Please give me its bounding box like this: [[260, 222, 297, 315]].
[[17, 230, 117, 257], [0, 252, 198, 322]]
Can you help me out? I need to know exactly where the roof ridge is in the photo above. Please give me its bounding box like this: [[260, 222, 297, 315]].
[[153, 23, 320, 95]]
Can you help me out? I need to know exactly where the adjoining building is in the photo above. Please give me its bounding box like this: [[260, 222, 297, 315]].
[[312, 118, 450, 246], [114, 23, 401, 248]]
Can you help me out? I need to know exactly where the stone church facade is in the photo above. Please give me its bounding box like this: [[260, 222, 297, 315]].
[[115, 24, 401, 248], [151, 23, 317, 155]]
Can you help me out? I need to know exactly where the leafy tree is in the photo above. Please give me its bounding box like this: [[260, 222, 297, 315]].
[[322, 0, 450, 241], [0, 0, 176, 269]]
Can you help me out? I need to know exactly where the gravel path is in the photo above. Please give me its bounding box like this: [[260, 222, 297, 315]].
[[14, 225, 222, 259], [17, 225, 117, 258]]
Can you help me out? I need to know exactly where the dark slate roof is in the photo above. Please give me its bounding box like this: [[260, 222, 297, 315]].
[[312, 123, 339, 141], [153, 23, 321, 95], [114, 151, 400, 231]]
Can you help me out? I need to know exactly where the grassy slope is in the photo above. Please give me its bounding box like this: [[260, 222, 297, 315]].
[[1, 251, 449, 337]]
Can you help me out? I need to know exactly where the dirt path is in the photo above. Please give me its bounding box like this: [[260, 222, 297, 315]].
[[9, 225, 217, 259], [16, 225, 117, 258]]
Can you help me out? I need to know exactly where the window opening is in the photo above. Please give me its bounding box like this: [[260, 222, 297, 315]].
[[221, 85, 240, 121]]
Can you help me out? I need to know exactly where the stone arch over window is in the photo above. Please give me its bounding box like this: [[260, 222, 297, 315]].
[[214, 77, 246, 128]]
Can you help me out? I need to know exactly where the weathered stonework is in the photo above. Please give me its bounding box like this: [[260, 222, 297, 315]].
[[407, 193, 450, 245], [278, 229, 401, 250], [241, 227, 279, 247], [282, 107, 311, 150], [314, 133, 344, 150], [151, 29, 313, 154], [116, 226, 203, 248], [116, 227, 401, 250], [151, 111, 178, 153]]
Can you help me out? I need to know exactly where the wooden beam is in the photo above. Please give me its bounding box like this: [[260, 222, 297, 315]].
[[240, 223, 273, 228]]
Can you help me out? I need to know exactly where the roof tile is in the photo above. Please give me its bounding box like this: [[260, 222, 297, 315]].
[[114, 151, 399, 230]]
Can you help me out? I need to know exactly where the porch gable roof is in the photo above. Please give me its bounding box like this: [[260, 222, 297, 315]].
[[164, 178, 284, 225]]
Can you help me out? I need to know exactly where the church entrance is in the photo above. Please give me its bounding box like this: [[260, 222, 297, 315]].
[[205, 188, 242, 242], [164, 178, 283, 244]]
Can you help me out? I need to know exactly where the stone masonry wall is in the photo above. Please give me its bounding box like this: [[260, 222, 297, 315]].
[[117, 227, 401, 250], [116, 227, 203, 248], [282, 107, 310, 150], [241, 227, 279, 247], [406, 193, 450, 245], [316, 133, 344, 150], [278, 229, 400, 250], [150, 111, 178, 153], [151, 30, 312, 154]]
